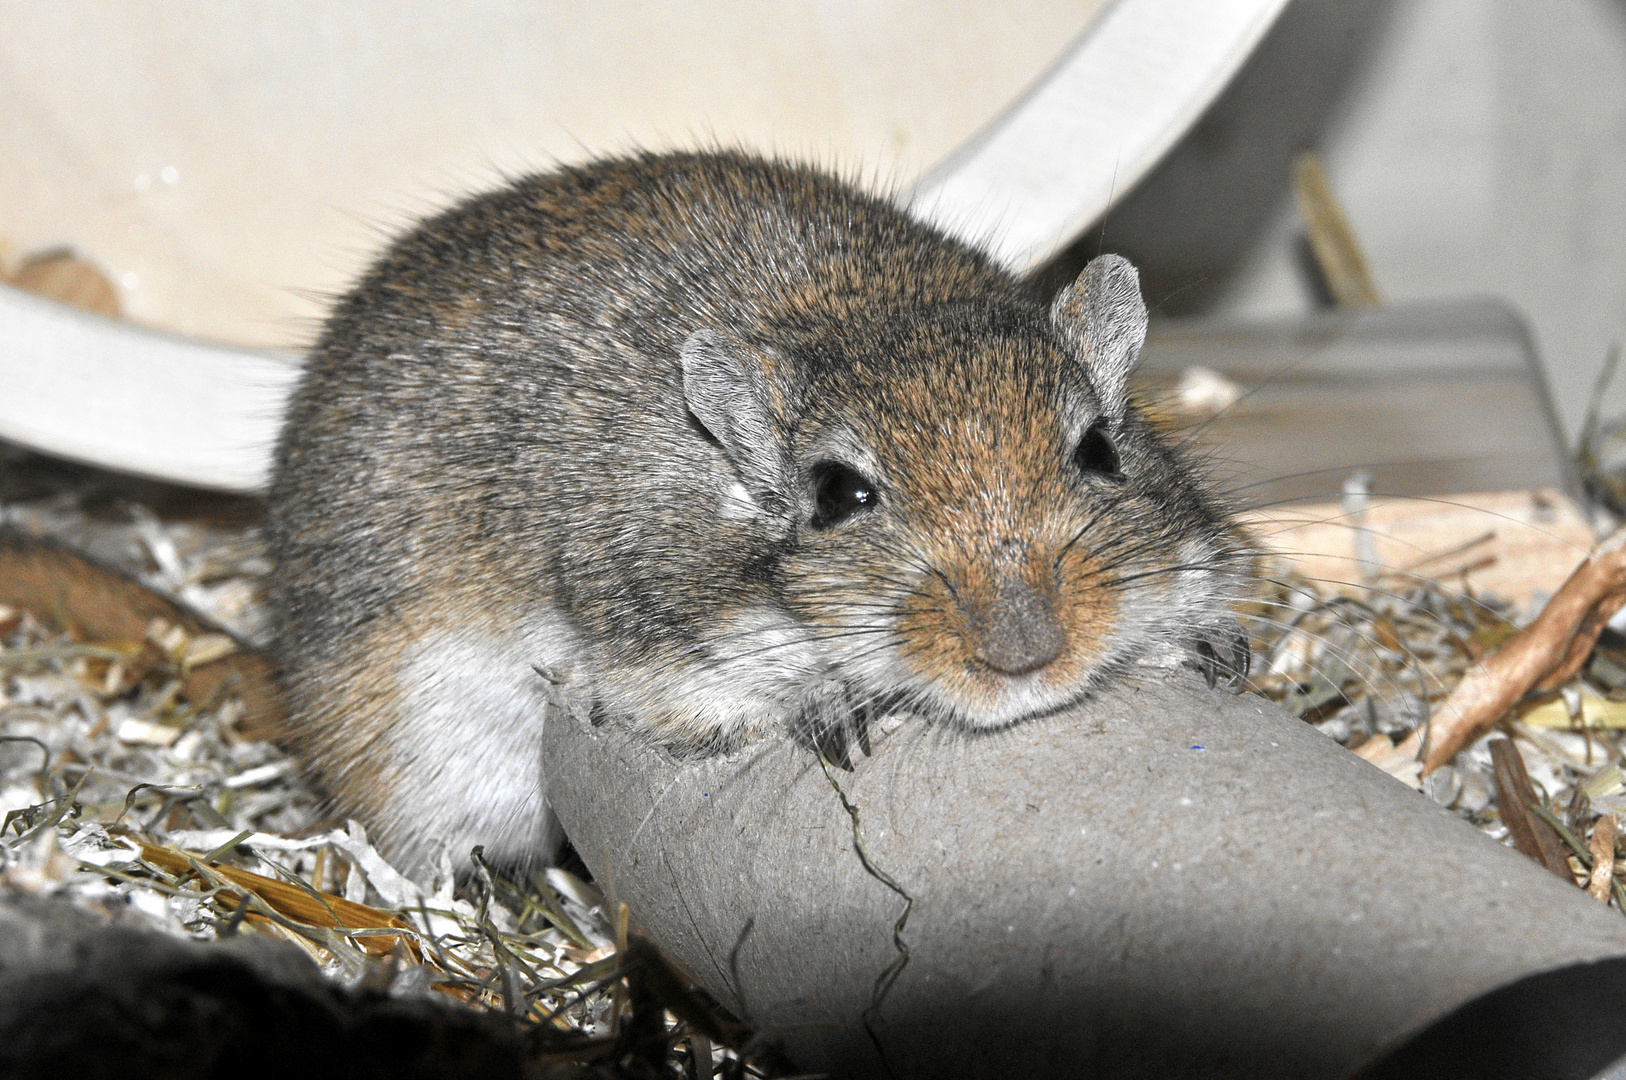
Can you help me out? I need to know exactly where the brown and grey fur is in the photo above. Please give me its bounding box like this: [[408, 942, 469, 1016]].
[[267, 151, 1250, 873]]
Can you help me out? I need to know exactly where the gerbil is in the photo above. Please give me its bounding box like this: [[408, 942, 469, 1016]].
[[266, 151, 1251, 873]]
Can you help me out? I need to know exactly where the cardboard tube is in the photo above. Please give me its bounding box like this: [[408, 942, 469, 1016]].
[[542, 673, 1626, 1078]]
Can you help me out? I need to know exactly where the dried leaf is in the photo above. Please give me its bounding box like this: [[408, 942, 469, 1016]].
[[1589, 814, 1617, 902], [1516, 693, 1626, 730], [1488, 740, 1573, 882]]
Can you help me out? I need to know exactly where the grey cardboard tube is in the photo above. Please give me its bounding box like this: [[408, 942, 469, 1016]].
[[542, 672, 1626, 1078]]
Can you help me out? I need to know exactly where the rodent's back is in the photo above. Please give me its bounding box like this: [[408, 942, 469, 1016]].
[[271, 153, 1019, 653]]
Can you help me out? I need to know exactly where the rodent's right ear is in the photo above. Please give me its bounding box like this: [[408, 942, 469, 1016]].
[[680, 329, 791, 507]]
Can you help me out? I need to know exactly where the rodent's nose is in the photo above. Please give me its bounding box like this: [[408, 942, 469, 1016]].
[[973, 580, 1066, 676]]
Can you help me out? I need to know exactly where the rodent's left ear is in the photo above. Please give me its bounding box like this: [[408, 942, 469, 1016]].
[[680, 329, 790, 505], [1050, 254, 1148, 413]]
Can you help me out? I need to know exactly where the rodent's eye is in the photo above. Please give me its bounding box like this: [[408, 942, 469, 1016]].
[[810, 461, 879, 529], [1073, 421, 1124, 479]]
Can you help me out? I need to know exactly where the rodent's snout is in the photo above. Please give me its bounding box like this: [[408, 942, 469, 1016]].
[[970, 579, 1066, 675], [890, 527, 1120, 727]]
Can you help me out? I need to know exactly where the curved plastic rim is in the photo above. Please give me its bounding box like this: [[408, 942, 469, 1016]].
[[902, 0, 1292, 271], [0, 0, 1289, 493]]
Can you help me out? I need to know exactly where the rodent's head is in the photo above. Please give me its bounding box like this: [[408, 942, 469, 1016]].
[[682, 255, 1247, 732]]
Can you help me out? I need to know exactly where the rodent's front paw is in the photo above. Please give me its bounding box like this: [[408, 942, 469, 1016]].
[[1186, 618, 1251, 692]]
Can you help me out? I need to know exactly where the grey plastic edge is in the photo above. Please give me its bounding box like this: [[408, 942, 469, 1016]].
[[901, 0, 1293, 272], [0, 283, 298, 494], [0, 5, 1291, 491]]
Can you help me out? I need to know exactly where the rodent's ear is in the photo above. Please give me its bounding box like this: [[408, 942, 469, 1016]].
[[680, 329, 789, 504], [1050, 254, 1148, 413]]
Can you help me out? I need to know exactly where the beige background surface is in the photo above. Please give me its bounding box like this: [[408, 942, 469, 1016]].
[[0, 2, 1105, 349]]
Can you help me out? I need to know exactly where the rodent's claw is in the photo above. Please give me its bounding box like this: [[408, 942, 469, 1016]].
[[1196, 639, 1219, 690], [1188, 621, 1252, 694], [796, 681, 871, 772], [813, 717, 860, 772]]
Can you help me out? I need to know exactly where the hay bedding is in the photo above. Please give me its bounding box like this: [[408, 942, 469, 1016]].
[[0, 456, 754, 1077], [4, 451, 1626, 1075]]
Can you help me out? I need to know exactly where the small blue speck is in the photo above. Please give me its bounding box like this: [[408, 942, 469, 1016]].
[[702, 792, 710, 797], [1190, 745, 1206, 751]]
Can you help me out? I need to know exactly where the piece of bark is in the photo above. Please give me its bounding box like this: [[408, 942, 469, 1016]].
[[8, 249, 122, 318], [1590, 815, 1619, 903], [1291, 151, 1382, 309], [1490, 739, 1574, 883], [0, 527, 283, 741], [1407, 527, 1626, 775]]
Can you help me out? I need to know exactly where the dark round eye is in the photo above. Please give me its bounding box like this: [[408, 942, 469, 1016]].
[[1073, 421, 1123, 479], [811, 461, 878, 529]]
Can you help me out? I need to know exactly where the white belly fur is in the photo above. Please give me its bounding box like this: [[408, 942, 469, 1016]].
[[378, 612, 583, 869]]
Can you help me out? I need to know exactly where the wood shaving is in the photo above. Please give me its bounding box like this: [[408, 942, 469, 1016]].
[[0, 463, 762, 1076], [11, 453, 1626, 1070]]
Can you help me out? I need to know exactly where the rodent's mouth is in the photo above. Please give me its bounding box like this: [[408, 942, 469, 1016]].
[[918, 662, 1112, 733], [952, 689, 1095, 733]]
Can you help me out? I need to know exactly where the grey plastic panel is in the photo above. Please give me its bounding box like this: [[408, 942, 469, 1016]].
[[1134, 298, 1570, 505]]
